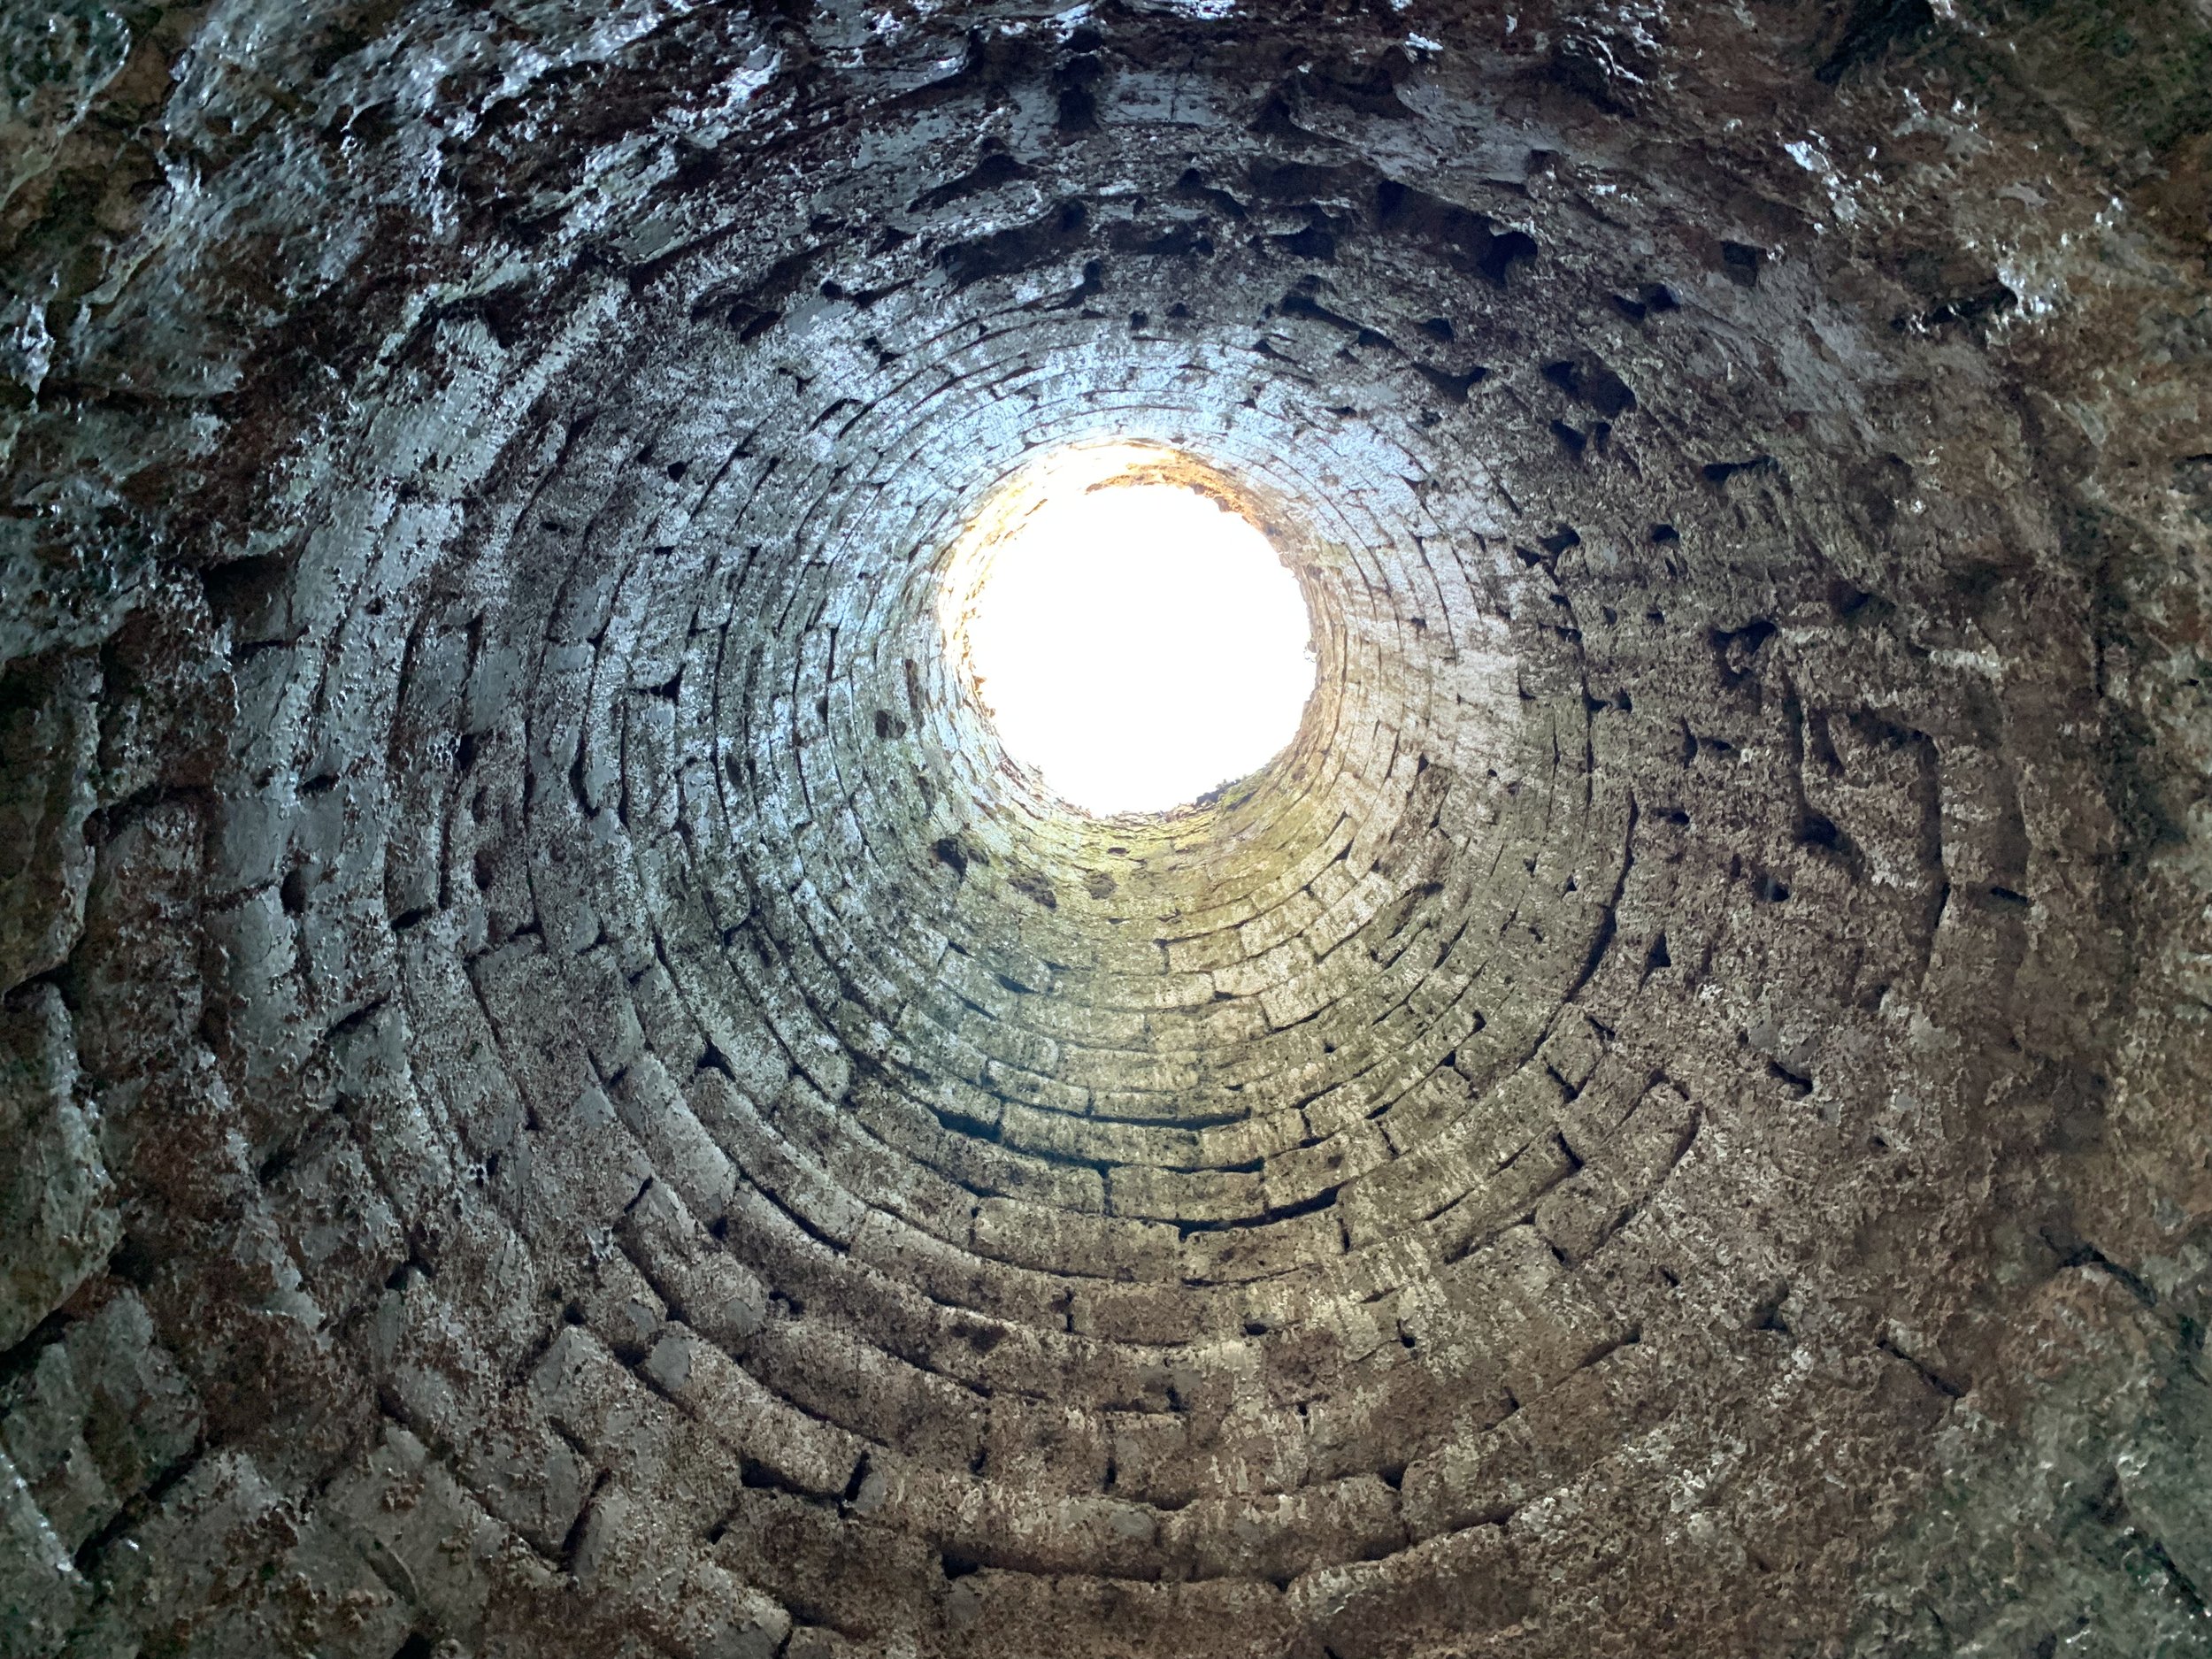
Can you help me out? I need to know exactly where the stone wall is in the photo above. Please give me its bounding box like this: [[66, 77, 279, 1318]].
[[3, 2, 2210, 1655]]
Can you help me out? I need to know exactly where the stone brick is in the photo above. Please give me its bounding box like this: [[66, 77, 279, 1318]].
[[0, 656, 97, 994], [0, 991, 116, 1352], [2, 4, 2205, 1654]]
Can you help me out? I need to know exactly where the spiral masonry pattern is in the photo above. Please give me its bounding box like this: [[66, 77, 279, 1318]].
[[4, 3, 2212, 1656]]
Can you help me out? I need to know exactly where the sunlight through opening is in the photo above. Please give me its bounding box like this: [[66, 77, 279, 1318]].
[[946, 451, 1316, 816]]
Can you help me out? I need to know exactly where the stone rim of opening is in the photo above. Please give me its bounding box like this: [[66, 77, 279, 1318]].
[[935, 439, 1327, 824]]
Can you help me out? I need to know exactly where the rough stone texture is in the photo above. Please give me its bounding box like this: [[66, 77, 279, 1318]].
[[0, 657, 98, 993], [1, 1, 2210, 1655], [0, 989, 116, 1359]]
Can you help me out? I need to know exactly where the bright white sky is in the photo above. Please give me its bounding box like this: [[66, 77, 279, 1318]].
[[962, 482, 1315, 815]]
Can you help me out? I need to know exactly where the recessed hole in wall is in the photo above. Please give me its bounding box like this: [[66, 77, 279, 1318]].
[[941, 443, 1316, 815]]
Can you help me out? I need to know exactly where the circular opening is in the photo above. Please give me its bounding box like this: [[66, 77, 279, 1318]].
[[943, 447, 1317, 816]]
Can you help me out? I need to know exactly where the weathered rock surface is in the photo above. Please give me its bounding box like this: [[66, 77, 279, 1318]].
[[2, 1, 2210, 1655]]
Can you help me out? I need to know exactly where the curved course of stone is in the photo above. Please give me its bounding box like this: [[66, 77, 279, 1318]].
[[4, 4, 2211, 1655]]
